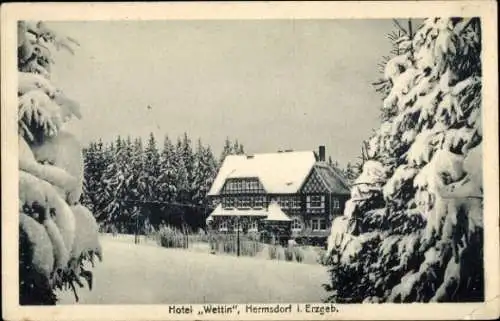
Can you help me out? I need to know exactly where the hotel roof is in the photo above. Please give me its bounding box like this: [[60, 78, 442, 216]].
[[208, 150, 350, 196]]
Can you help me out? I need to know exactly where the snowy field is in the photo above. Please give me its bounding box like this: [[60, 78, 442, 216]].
[[57, 234, 329, 304], [99, 233, 326, 264]]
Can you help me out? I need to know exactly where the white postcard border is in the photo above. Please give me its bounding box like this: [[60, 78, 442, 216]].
[[2, 2, 499, 320]]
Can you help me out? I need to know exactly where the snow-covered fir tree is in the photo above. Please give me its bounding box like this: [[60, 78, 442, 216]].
[[179, 133, 195, 197], [125, 137, 145, 222], [232, 139, 245, 155], [174, 137, 190, 203], [219, 137, 233, 164], [219, 136, 246, 165], [142, 133, 161, 201], [81, 140, 108, 216], [81, 133, 243, 231], [157, 135, 177, 202], [192, 139, 218, 206], [129, 137, 145, 200], [100, 136, 130, 227], [18, 21, 101, 304], [325, 17, 483, 303]]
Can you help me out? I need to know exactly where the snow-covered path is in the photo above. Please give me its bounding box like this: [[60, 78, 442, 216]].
[[58, 235, 330, 304]]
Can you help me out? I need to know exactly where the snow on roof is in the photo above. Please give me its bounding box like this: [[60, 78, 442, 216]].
[[264, 202, 291, 222], [206, 202, 291, 222], [207, 203, 268, 218], [208, 151, 316, 195]]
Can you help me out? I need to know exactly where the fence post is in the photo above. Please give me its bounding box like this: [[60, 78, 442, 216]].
[[134, 206, 139, 244], [236, 218, 240, 257]]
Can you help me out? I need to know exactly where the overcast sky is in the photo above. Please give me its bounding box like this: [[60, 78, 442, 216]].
[[49, 19, 399, 167]]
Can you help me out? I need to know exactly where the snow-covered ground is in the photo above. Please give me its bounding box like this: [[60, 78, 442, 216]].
[[57, 234, 329, 304]]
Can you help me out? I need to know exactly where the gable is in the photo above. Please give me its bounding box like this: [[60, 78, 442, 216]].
[[301, 167, 329, 194], [300, 164, 351, 195], [315, 164, 351, 194]]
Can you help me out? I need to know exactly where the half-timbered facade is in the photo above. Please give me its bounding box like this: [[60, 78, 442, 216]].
[[206, 146, 350, 239]]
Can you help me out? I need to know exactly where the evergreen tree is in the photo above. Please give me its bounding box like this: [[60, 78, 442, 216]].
[[143, 133, 161, 201], [233, 139, 245, 155], [174, 137, 190, 202], [219, 137, 245, 165], [157, 135, 177, 202], [219, 137, 233, 164], [81, 140, 107, 216], [129, 137, 144, 198], [101, 135, 130, 226], [328, 156, 340, 169], [81, 133, 243, 232], [192, 139, 218, 206], [180, 132, 195, 197], [342, 161, 361, 185], [18, 21, 101, 304], [81, 142, 96, 210], [326, 18, 483, 303]]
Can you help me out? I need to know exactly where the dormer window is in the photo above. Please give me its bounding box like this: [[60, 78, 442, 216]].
[[221, 178, 265, 194]]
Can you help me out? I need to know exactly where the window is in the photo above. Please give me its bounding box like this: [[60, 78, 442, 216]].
[[320, 218, 327, 230], [234, 197, 241, 208], [291, 197, 301, 209], [281, 197, 290, 209], [311, 219, 319, 231], [333, 198, 340, 209], [234, 221, 243, 232], [291, 217, 302, 231], [241, 196, 251, 208], [219, 221, 228, 231], [310, 195, 325, 208], [223, 197, 234, 209], [248, 220, 259, 231], [310, 218, 326, 231], [254, 196, 264, 209]]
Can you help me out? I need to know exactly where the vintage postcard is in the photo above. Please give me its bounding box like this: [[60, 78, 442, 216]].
[[1, 1, 499, 320]]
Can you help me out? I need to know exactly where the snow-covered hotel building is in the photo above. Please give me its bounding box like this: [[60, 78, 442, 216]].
[[206, 146, 350, 239]]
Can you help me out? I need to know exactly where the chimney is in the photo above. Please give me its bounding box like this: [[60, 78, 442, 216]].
[[318, 145, 326, 162]]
